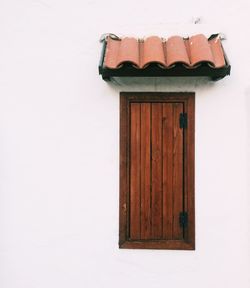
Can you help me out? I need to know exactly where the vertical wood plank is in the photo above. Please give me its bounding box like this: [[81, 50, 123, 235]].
[[119, 94, 129, 246], [140, 103, 151, 239], [185, 95, 195, 246], [172, 103, 184, 239], [130, 103, 141, 239], [162, 103, 173, 239], [151, 103, 163, 239]]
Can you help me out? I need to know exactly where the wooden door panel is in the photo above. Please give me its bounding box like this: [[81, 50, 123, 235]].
[[129, 102, 184, 240], [172, 103, 184, 239], [162, 103, 174, 239], [162, 103, 184, 239], [120, 93, 195, 250], [140, 103, 151, 240], [151, 103, 163, 239], [130, 103, 141, 239]]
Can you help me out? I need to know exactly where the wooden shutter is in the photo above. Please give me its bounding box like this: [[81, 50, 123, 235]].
[[119, 93, 195, 250]]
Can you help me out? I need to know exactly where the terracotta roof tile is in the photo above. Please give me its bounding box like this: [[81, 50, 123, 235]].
[[141, 36, 166, 68], [117, 37, 139, 67], [188, 34, 214, 66], [166, 36, 190, 67], [209, 36, 227, 68], [104, 34, 226, 69]]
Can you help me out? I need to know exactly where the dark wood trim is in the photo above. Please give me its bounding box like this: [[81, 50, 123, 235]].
[[119, 95, 129, 246], [186, 95, 195, 248], [120, 240, 194, 250], [119, 92, 195, 250], [121, 92, 194, 102]]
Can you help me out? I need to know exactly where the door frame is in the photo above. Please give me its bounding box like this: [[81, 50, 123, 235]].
[[119, 92, 195, 250]]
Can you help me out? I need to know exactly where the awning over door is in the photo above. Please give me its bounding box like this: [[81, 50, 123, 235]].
[[99, 34, 230, 81]]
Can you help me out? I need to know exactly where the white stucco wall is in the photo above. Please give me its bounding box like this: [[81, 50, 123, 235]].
[[0, 0, 250, 287]]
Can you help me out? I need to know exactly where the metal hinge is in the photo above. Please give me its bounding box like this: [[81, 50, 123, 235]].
[[179, 212, 188, 228], [180, 113, 187, 129]]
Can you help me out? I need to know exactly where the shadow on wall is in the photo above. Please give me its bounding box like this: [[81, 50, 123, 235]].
[[103, 76, 217, 92]]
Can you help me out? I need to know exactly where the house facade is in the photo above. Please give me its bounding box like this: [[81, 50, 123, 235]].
[[0, 0, 249, 287]]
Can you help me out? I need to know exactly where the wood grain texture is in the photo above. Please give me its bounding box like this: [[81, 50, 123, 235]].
[[120, 239, 194, 250], [130, 103, 141, 239], [119, 94, 129, 246], [162, 103, 174, 239], [172, 103, 184, 239], [184, 95, 195, 247], [119, 92, 195, 250], [140, 103, 151, 239], [151, 103, 163, 239]]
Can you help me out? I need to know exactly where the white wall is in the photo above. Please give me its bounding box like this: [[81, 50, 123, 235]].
[[0, 0, 250, 287]]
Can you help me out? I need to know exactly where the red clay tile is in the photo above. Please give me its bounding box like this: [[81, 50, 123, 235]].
[[103, 34, 227, 70], [141, 36, 166, 68], [188, 34, 214, 66], [117, 37, 140, 68], [104, 37, 120, 69], [166, 36, 190, 67], [209, 36, 226, 68]]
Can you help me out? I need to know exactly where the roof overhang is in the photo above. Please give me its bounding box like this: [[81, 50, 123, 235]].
[[99, 34, 231, 81]]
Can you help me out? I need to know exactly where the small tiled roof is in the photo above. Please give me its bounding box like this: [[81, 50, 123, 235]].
[[99, 33, 230, 81], [104, 34, 226, 69]]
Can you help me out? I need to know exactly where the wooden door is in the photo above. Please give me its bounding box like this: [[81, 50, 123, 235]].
[[120, 93, 195, 250]]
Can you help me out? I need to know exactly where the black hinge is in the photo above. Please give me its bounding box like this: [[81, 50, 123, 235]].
[[180, 113, 187, 129], [179, 212, 188, 228]]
